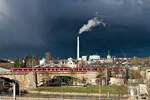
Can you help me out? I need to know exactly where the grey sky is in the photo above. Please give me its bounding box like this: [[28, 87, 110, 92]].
[[0, 0, 150, 58]]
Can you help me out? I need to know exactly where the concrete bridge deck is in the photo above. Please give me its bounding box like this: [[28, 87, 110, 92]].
[[0, 71, 99, 90]]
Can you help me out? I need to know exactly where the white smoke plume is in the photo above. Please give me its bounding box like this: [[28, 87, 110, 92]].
[[79, 17, 105, 34]]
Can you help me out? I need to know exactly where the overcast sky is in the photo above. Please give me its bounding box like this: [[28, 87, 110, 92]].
[[0, 0, 150, 58]]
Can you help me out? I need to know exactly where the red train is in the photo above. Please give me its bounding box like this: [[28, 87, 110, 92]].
[[11, 67, 122, 72], [11, 67, 72, 72]]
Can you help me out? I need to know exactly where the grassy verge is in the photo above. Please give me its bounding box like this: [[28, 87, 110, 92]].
[[34, 85, 128, 95]]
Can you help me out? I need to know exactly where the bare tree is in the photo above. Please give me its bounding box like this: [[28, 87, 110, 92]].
[[45, 52, 51, 64], [129, 70, 142, 79]]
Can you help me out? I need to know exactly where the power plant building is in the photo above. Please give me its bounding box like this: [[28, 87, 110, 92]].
[[89, 55, 100, 62]]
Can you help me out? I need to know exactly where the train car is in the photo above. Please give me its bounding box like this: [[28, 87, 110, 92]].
[[11, 67, 123, 72], [11, 67, 72, 72], [73, 67, 98, 72], [108, 67, 122, 71]]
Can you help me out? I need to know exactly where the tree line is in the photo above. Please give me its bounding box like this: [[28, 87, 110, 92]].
[[13, 52, 51, 68]]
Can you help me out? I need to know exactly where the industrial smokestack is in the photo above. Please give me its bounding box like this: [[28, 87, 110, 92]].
[[76, 16, 105, 60], [77, 36, 80, 60]]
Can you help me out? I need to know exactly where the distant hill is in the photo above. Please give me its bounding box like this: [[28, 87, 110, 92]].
[[130, 58, 150, 65]]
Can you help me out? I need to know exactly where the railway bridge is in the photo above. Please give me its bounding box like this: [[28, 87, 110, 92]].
[[0, 71, 98, 90]]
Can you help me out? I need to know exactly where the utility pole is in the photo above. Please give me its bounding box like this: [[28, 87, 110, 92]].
[[13, 83, 16, 100], [99, 81, 101, 100], [106, 66, 108, 85]]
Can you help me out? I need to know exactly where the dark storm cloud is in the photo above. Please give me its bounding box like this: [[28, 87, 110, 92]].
[[0, 0, 150, 58]]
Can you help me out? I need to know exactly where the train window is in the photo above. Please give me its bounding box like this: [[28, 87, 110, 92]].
[[80, 68, 82, 71], [33, 68, 36, 71], [63, 68, 65, 71], [42, 68, 45, 71], [52, 68, 54, 71], [27, 68, 29, 71], [45, 68, 48, 71], [55, 68, 57, 71], [64, 68, 67, 71], [23, 69, 26, 71], [79, 68, 81, 71], [59, 68, 62, 71], [56, 68, 59, 71], [95, 67, 97, 71], [83, 68, 86, 71], [66, 68, 68, 71], [47, 68, 49, 71], [57, 68, 59, 71], [35, 69, 37, 71], [49, 68, 52, 71], [96, 67, 98, 71], [92, 68, 96, 71], [44, 68, 47, 71], [73, 68, 77, 71], [36, 68, 39, 71], [57, 68, 60, 71]]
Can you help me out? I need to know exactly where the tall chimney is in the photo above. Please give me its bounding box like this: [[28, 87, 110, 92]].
[[77, 36, 80, 60]]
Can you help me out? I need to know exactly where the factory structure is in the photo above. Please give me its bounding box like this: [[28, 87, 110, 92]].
[[37, 35, 130, 69]]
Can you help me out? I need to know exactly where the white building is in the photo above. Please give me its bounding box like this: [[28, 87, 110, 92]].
[[82, 56, 88, 61], [109, 77, 124, 85], [40, 58, 45, 65], [89, 55, 100, 62], [64, 58, 76, 68]]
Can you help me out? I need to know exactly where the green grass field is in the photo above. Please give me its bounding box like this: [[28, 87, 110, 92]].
[[34, 85, 128, 95]]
